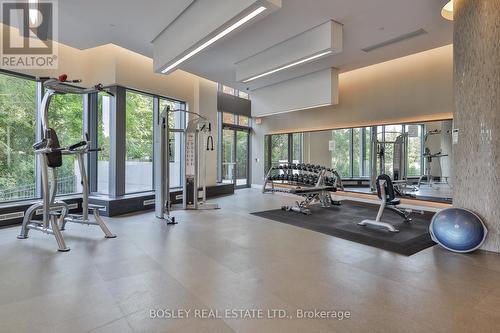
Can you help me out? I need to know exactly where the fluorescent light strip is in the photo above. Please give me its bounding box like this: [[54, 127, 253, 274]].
[[441, 0, 453, 21], [162, 6, 267, 74], [243, 50, 333, 82]]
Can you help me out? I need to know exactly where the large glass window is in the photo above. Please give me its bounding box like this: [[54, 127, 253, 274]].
[[352, 128, 361, 177], [222, 112, 235, 125], [271, 134, 289, 168], [362, 127, 372, 177], [48, 93, 84, 195], [292, 133, 303, 164], [406, 124, 423, 177], [97, 93, 111, 194], [331, 129, 351, 177], [0, 73, 37, 202], [381, 125, 403, 178], [222, 85, 235, 95], [238, 115, 250, 127], [125, 91, 154, 193]]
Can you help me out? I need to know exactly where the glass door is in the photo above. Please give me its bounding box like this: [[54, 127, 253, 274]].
[[222, 128, 250, 188], [236, 130, 249, 187], [222, 128, 236, 185]]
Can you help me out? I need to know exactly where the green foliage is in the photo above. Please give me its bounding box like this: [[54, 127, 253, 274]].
[[97, 93, 110, 161], [331, 129, 351, 177], [271, 134, 288, 165], [0, 74, 36, 193], [221, 128, 249, 182], [48, 93, 84, 181], [126, 91, 153, 161]]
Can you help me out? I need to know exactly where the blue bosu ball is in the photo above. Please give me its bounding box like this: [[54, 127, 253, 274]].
[[430, 208, 487, 253]]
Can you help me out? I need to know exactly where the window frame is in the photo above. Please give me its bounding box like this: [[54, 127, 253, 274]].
[[0, 69, 189, 204]]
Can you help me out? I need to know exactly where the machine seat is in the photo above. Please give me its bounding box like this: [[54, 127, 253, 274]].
[[387, 199, 401, 206]]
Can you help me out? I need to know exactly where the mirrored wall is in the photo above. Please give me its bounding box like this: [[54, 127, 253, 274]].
[[264, 119, 453, 203]]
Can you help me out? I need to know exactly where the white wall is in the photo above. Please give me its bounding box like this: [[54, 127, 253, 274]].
[[193, 78, 219, 186]]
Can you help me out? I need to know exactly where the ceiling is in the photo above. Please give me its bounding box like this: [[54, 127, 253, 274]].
[[6, 0, 452, 91], [54, 0, 195, 56], [181, 0, 453, 91]]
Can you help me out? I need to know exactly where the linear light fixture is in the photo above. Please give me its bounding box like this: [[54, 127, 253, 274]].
[[161, 6, 267, 74], [441, 0, 453, 21], [242, 50, 333, 83]]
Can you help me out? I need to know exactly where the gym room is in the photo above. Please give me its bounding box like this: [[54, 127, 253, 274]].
[[0, 0, 499, 332]]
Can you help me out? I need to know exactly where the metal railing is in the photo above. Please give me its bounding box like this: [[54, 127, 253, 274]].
[[0, 175, 78, 202]]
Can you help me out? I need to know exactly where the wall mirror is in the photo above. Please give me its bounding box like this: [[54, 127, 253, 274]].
[[264, 119, 453, 203]]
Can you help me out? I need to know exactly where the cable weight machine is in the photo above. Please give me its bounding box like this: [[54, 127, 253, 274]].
[[155, 106, 219, 224]]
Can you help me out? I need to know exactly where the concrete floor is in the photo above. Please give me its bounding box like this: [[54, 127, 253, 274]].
[[1, 188, 500, 333]]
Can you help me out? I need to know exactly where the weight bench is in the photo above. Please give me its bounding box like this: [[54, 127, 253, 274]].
[[281, 185, 341, 215], [358, 174, 417, 232]]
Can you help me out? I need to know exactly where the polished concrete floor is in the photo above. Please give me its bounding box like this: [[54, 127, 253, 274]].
[[1, 189, 500, 333]]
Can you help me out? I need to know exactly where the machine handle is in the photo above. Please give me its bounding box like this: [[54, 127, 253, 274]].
[[68, 141, 87, 151], [206, 136, 214, 151], [33, 139, 47, 150], [87, 148, 102, 152]]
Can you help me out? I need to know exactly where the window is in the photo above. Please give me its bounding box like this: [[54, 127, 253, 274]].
[[406, 124, 423, 177], [160, 98, 185, 129], [271, 134, 289, 167], [331, 129, 351, 177], [48, 93, 84, 195], [0, 73, 37, 202], [292, 133, 303, 164], [362, 127, 372, 177], [382, 125, 403, 178], [219, 83, 250, 100], [222, 112, 235, 124], [125, 91, 154, 193], [222, 85, 235, 95], [97, 93, 111, 194], [238, 115, 250, 127], [219, 110, 251, 187], [352, 128, 361, 177]]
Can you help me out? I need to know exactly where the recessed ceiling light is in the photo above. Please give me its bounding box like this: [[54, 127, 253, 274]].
[[441, 0, 453, 21], [161, 6, 267, 74], [242, 50, 333, 83]]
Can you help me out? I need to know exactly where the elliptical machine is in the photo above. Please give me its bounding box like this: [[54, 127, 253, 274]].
[[18, 75, 116, 252]]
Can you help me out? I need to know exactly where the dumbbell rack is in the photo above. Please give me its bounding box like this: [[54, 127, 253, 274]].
[[262, 163, 344, 193]]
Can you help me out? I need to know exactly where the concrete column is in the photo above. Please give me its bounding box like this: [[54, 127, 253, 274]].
[[453, 0, 500, 252]]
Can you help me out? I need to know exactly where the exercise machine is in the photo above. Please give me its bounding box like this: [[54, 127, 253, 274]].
[[263, 163, 343, 215], [18, 75, 116, 251], [359, 174, 419, 232], [369, 129, 419, 196], [155, 106, 218, 223]]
